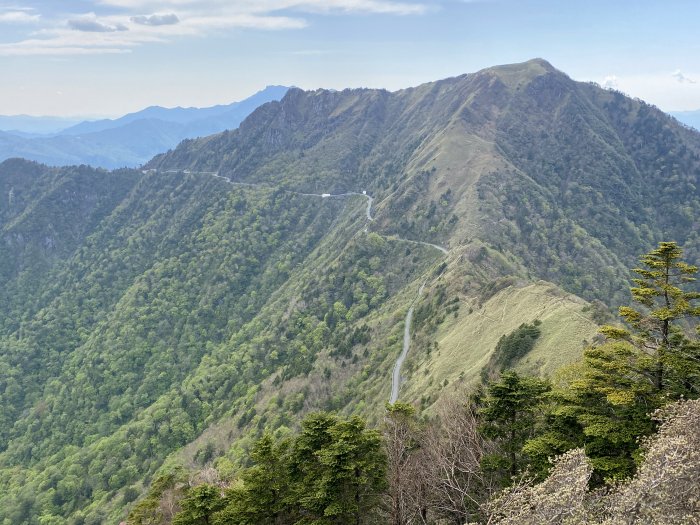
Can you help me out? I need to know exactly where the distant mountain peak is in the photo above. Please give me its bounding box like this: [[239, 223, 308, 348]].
[[475, 57, 563, 89], [0, 86, 291, 168]]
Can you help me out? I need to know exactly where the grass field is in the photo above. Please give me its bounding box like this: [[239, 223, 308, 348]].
[[399, 280, 600, 406]]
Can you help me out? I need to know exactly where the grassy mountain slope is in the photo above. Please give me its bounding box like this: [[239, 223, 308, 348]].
[[150, 58, 700, 305], [403, 281, 600, 409], [1, 59, 700, 523]]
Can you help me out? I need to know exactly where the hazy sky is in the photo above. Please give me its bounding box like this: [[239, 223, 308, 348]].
[[2, 0, 700, 116]]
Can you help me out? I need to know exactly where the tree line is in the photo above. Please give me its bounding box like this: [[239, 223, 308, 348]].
[[129, 241, 700, 524]]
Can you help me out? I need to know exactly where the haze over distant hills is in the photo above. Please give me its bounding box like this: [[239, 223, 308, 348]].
[[1, 59, 699, 524], [0, 86, 289, 169], [0, 116, 83, 136], [672, 109, 700, 131]]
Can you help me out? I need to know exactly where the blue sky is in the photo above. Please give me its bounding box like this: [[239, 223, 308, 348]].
[[2, 0, 700, 116]]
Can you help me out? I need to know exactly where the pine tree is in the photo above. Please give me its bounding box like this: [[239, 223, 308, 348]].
[[316, 417, 387, 524], [529, 242, 700, 483], [214, 432, 293, 525], [478, 372, 550, 484], [544, 342, 656, 482], [289, 412, 386, 524], [602, 241, 700, 395], [173, 484, 224, 525]]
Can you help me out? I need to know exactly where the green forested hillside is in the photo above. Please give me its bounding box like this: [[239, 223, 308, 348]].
[[1, 59, 700, 523], [149, 58, 700, 305]]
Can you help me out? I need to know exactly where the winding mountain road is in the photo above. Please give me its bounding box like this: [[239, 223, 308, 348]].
[[155, 168, 447, 404], [395, 237, 448, 255], [201, 172, 375, 219]]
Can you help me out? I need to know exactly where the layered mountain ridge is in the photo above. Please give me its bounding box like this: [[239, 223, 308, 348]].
[[1, 59, 699, 523], [150, 58, 700, 304], [0, 86, 289, 169]]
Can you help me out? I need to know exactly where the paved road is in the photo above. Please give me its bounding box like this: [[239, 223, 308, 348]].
[[185, 171, 375, 217], [390, 281, 426, 403], [396, 237, 448, 255], [155, 168, 449, 404]]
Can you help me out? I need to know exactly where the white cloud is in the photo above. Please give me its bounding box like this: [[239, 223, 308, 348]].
[[131, 13, 179, 25], [0, 0, 427, 56], [672, 69, 696, 84], [293, 0, 427, 15], [96, 0, 428, 16], [68, 14, 129, 32], [0, 9, 40, 23], [586, 72, 700, 111], [0, 43, 131, 56], [602, 75, 619, 89], [184, 13, 307, 30]]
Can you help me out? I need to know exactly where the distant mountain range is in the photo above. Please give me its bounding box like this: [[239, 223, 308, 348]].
[[2, 59, 700, 523], [0, 115, 82, 135], [672, 109, 700, 131], [0, 86, 289, 169]]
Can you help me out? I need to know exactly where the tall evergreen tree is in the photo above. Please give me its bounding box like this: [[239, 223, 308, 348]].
[[315, 417, 387, 524], [602, 241, 700, 395], [528, 342, 657, 483], [214, 432, 294, 525], [528, 242, 700, 483], [173, 484, 224, 525], [477, 372, 550, 484]]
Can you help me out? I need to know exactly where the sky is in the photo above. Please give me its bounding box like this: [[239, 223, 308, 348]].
[[2, 0, 700, 117]]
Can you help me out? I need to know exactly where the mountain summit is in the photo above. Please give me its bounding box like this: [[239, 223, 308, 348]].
[[1, 59, 699, 523], [149, 58, 700, 304]]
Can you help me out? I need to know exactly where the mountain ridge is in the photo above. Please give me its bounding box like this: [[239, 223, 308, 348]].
[[1, 59, 699, 523], [0, 86, 290, 169], [149, 58, 700, 304]]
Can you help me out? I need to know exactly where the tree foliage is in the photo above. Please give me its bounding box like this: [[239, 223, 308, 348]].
[[481, 399, 700, 525], [478, 372, 550, 482], [602, 240, 700, 394], [163, 412, 387, 525]]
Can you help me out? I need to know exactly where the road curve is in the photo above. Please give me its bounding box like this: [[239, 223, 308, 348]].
[[200, 172, 375, 218], [393, 236, 448, 255], [317, 192, 373, 221], [157, 169, 448, 404]]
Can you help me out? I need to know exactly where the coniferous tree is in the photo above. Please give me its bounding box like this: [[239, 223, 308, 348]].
[[478, 372, 550, 483], [602, 241, 700, 395], [528, 341, 657, 482], [211, 413, 386, 525], [214, 433, 293, 525], [173, 484, 224, 525], [315, 417, 387, 524], [528, 242, 700, 483]]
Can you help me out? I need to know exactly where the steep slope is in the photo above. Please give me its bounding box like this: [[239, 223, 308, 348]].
[[150, 58, 700, 306], [402, 280, 601, 409], [1, 59, 700, 524], [0, 163, 444, 523]]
